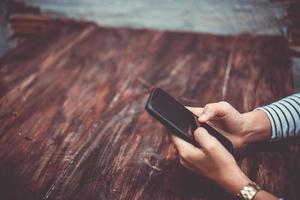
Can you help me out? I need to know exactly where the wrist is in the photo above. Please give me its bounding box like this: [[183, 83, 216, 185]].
[[217, 164, 279, 200], [217, 167, 251, 194], [241, 110, 272, 145]]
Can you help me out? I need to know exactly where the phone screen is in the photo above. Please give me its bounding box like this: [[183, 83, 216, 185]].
[[149, 88, 197, 139]]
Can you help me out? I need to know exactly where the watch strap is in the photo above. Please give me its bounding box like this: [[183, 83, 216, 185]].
[[237, 182, 261, 200]]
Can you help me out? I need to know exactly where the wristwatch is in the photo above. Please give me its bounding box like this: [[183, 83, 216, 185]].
[[236, 182, 261, 200]]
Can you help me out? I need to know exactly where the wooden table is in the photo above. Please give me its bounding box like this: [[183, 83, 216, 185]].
[[0, 21, 298, 200]]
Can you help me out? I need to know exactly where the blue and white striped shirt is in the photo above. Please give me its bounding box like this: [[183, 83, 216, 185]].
[[258, 93, 300, 141]]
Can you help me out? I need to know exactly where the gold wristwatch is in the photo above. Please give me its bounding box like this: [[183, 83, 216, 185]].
[[236, 182, 261, 200]]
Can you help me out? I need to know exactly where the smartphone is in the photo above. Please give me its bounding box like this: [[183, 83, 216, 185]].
[[145, 87, 234, 154]]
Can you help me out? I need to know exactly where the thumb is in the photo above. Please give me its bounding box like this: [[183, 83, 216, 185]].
[[198, 101, 230, 122], [185, 106, 204, 117], [194, 127, 221, 151]]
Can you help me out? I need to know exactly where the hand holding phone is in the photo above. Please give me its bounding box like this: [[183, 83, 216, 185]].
[[145, 88, 234, 154]]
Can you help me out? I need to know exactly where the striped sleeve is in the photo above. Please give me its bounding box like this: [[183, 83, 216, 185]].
[[257, 93, 300, 141]]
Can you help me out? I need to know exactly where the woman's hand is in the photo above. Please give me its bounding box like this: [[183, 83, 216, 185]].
[[187, 101, 272, 149], [170, 128, 279, 199], [170, 102, 278, 199], [170, 128, 250, 194]]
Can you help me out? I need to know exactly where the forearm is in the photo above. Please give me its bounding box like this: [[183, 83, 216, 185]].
[[241, 109, 272, 144], [242, 93, 300, 143], [241, 93, 300, 143]]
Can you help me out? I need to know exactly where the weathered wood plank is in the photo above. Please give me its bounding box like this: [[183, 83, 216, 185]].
[[0, 21, 297, 200]]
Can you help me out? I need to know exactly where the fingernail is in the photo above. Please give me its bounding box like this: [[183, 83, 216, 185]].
[[199, 113, 207, 121], [194, 127, 202, 133]]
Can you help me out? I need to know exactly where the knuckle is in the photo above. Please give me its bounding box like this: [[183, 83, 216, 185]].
[[219, 101, 230, 107], [218, 101, 233, 114], [179, 150, 189, 160], [205, 142, 218, 152], [178, 149, 193, 161], [179, 158, 186, 166], [204, 104, 212, 110]]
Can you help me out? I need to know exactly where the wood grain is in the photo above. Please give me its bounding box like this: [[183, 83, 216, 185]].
[[0, 21, 298, 200]]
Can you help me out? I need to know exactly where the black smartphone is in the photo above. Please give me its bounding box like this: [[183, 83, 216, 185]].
[[145, 87, 234, 154]]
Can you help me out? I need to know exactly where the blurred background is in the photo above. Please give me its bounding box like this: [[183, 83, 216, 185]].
[[1, 0, 299, 90]]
